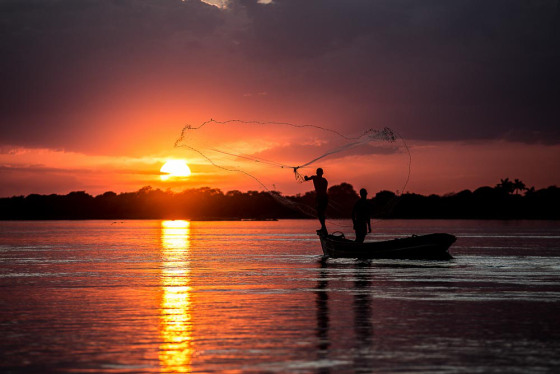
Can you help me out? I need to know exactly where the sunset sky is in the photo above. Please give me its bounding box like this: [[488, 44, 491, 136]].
[[1, 0, 559, 197]]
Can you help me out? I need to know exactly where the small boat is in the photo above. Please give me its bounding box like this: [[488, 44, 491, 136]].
[[318, 231, 456, 260]]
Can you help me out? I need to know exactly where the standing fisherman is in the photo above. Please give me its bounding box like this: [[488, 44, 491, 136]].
[[352, 188, 372, 243], [304, 168, 328, 233]]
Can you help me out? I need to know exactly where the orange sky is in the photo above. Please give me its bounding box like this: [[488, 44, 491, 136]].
[[1, 1, 559, 197], [1, 129, 558, 197]]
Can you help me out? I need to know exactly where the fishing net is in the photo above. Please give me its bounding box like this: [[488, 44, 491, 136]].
[[174, 118, 410, 224]]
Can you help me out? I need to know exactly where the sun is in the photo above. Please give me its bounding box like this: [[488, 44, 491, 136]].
[[160, 160, 191, 181]]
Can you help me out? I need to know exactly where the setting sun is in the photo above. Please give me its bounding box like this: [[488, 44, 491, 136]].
[[160, 160, 191, 181]]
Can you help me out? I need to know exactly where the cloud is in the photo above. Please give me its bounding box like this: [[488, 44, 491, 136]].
[[1, 0, 559, 153], [0, 0, 228, 149], [237, 0, 560, 142], [0, 145, 177, 196], [201, 0, 229, 8], [244, 142, 401, 168]]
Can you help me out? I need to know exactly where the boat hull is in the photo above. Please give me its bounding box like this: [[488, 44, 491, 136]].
[[319, 232, 456, 260]]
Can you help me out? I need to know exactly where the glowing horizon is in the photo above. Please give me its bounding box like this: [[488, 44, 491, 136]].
[[1, 137, 558, 198]]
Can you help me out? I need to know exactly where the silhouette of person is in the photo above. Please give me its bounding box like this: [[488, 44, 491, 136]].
[[352, 188, 371, 243], [304, 168, 328, 233]]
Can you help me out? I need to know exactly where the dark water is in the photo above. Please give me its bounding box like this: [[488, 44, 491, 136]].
[[1, 219, 559, 373]]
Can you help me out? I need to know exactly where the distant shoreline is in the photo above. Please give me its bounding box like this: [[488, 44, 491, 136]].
[[1, 181, 558, 220]]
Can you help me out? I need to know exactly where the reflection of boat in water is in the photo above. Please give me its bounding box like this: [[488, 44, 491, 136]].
[[318, 231, 456, 260], [314, 258, 375, 373]]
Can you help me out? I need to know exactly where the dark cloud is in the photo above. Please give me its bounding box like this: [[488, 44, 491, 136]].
[[238, 0, 560, 142], [0, 0, 227, 148], [245, 142, 400, 167], [1, 0, 559, 150], [0, 163, 163, 176]]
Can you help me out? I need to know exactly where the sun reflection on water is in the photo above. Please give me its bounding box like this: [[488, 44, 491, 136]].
[[159, 220, 193, 373]]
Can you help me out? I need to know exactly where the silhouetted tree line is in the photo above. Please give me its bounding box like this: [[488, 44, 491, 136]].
[[1, 179, 558, 220]]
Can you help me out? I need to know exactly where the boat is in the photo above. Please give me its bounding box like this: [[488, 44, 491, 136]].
[[318, 231, 456, 260]]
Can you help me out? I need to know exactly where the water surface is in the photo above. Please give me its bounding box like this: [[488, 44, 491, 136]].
[[1, 219, 559, 373]]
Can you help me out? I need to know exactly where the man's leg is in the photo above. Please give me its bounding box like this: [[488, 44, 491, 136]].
[[355, 230, 366, 243], [318, 212, 327, 232], [317, 197, 328, 232]]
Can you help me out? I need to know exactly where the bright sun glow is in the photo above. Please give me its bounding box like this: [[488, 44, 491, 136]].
[[160, 160, 191, 181], [162, 220, 190, 229]]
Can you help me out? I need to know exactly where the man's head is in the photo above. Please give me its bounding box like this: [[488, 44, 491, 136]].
[[316, 168, 323, 176], [360, 188, 368, 198]]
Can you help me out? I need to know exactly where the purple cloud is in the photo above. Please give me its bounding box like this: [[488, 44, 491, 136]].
[[1, 0, 559, 152]]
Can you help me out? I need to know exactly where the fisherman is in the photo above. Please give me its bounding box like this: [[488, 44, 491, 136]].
[[304, 168, 328, 233], [352, 188, 372, 243]]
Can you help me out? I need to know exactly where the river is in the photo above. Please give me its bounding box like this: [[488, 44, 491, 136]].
[[1, 219, 559, 373]]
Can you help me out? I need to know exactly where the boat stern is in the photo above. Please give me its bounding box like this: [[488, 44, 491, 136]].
[[317, 231, 331, 256]]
